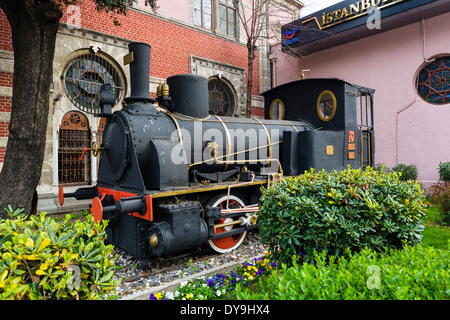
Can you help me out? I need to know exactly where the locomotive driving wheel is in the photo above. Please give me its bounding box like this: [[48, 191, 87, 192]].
[[207, 194, 247, 253]]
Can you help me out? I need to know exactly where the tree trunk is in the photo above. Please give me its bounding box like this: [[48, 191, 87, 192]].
[[246, 45, 256, 118], [0, 0, 62, 217]]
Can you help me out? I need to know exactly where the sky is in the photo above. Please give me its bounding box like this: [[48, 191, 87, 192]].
[[300, 0, 343, 17]]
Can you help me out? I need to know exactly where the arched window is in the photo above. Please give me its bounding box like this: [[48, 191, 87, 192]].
[[58, 111, 91, 186], [417, 56, 450, 105], [63, 50, 125, 113], [208, 77, 235, 116]]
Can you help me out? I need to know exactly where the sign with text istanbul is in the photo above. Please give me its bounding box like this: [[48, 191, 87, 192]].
[[281, 0, 448, 56]]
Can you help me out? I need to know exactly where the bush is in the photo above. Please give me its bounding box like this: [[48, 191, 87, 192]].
[[438, 162, 450, 181], [373, 163, 391, 173], [427, 182, 450, 224], [258, 167, 426, 266], [235, 244, 450, 300], [0, 212, 118, 300], [391, 163, 418, 181]]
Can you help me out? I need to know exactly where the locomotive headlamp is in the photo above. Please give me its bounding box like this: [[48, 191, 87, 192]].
[[149, 234, 159, 248]]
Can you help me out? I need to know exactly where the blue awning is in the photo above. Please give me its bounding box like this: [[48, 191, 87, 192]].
[[282, 0, 450, 56]]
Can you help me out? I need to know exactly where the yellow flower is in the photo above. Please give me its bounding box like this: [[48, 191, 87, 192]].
[[244, 272, 254, 280], [186, 293, 192, 299], [155, 292, 163, 300], [328, 192, 332, 197]]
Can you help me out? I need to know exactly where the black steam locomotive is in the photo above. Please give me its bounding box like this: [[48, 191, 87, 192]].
[[59, 42, 375, 268]]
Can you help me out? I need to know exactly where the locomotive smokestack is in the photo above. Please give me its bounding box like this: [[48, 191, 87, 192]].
[[124, 42, 155, 104]]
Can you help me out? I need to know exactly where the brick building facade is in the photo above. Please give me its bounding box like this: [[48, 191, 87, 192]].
[[0, 0, 302, 213]]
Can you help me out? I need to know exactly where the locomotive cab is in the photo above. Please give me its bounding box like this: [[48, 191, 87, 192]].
[[262, 78, 375, 174]]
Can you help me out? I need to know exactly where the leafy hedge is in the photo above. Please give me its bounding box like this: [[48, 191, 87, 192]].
[[391, 163, 418, 181], [427, 181, 450, 224], [258, 167, 426, 265], [0, 212, 118, 300], [438, 161, 450, 181], [235, 244, 450, 300]]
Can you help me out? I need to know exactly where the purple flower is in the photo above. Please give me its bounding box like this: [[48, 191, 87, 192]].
[[206, 278, 215, 286]]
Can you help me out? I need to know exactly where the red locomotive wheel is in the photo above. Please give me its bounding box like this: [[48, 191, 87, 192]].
[[207, 194, 247, 253]]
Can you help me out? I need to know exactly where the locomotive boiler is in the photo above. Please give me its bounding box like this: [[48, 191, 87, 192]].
[[59, 42, 375, 268]]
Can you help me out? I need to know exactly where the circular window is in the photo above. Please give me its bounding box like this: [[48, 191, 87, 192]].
[[417, 56, 450, 105], [317, 90, 337, 121], [269, 99, 285, 120], [63, 51, 125, 113], [208, 78, 235, 116]]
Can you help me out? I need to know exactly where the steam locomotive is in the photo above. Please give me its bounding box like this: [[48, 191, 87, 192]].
[[59, 42, 375, 268]]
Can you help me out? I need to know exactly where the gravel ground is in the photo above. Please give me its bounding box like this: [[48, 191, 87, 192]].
[[103, 230, 269, 299]]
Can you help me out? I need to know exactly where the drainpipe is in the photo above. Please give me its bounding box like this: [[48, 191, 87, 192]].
[[395, 99, 417, 165], [396, 19, 435, 164], [421, 19, 435, 64]]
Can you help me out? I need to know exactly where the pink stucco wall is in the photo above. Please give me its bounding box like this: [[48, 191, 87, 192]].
[[135, 0, 191, 23], [271, 12, 450, 184]]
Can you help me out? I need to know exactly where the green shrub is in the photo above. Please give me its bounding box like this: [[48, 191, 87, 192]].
[[427, 182, 450, 224], [258, 167, 426, 265], [391, 163, 418, 181], [438, 162, 450, 181], [0, 212, 118, 300], [235, 244, 450, 300], [373, 163, 391, 173]]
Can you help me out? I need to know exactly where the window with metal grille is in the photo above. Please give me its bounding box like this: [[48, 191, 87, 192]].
[[63, 51, 125, 113], [417, 56, 450, 105], [208, 77, 235, 116], [58, 111, 91, 186]]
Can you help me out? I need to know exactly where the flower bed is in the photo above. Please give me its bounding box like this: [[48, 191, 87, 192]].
[[149, 253, 276, 300]]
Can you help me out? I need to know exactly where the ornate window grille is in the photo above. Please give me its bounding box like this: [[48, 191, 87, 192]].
[[417, 56, 450, 105], [208, 78, 235, 116], [58, 111, 91, 186], [63, 51, 125, 113]]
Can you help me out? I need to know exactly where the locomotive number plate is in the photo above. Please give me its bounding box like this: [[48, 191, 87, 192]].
[[326, 145, 334, 155]]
